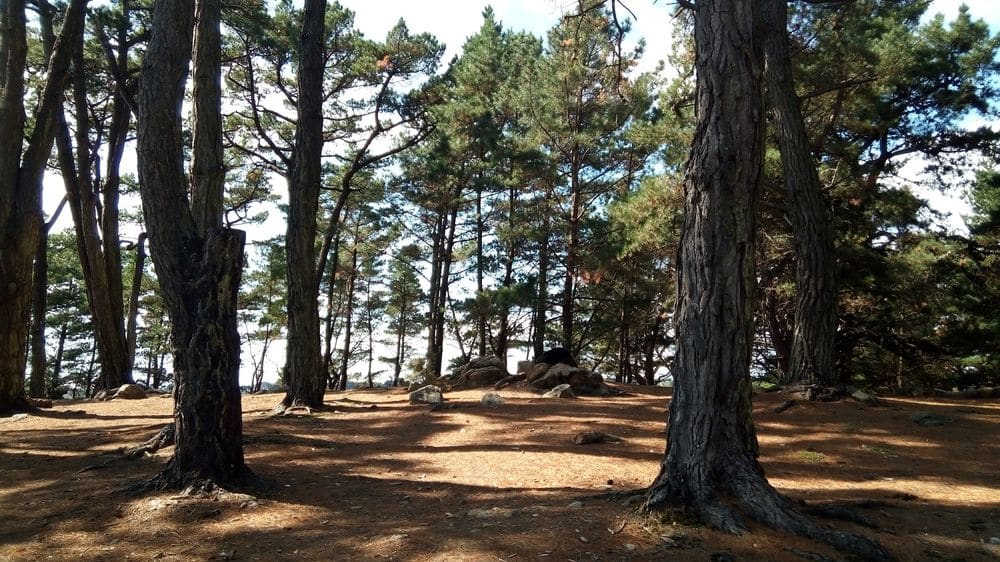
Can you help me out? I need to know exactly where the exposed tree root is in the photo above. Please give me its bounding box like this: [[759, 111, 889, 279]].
[[646, 465, 891, 561], [122, 423, 176, 457], [785, 385, 851, 402], [270, 398, 329, 417]]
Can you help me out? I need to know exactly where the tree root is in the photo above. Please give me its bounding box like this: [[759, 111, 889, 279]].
[[494, 373, 526, 389], [122, 423, 176, 457], [645, 466, 891, 561]]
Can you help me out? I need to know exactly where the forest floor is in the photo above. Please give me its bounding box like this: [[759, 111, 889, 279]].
[[1, 384, 998, 561]]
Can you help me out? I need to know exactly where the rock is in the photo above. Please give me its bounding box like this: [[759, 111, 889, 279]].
[[461, 356, 506, 372], [567, 501, 584, 509], [439, 356, 509, 389], [566, 369, 609, 396], [516, 360, 534, 375], [531, 367, 563, 390], [407, 381, 423, 392], [989, 537, 1000, 545], [543, 384, 576, 399], [115, 384, 147, 399], [526, 362, 551, 384], [536, 347, 577, 367], [480, 392, 504, 407], [93, 389, 111, 401], [409, 385, 443, 406], [910, 411, 952, 427], [464, 366, 507, 387], [547, 363, 577, 380], [850, 389, 878, 406]]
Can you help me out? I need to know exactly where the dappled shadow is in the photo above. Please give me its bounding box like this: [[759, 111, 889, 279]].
[[0, 387, 997, 561]]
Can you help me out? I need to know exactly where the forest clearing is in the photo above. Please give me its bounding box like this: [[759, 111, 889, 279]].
[[1, 386, 997, 561]]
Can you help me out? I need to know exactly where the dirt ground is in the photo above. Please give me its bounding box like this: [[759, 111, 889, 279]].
[[1, 384, 998, 561]]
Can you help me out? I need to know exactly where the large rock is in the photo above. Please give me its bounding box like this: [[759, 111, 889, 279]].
[[516, 360, 534, 376], [439, 356, 509, 389], [409, 385, 444, 406], [535, 347, 577, 368], [115, 384, 147, 400]]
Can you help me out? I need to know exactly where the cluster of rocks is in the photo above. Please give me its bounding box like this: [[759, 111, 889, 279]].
[[406, 348, 613, 405], [522, 361, 611, 397]]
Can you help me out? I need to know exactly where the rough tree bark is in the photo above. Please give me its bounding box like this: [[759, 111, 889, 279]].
[[277, 0, 328, 412], [0, 0, 86, 414], [133, 0, 247, 489], [643, 2, 887, 559], [763, 0, 838, 387]]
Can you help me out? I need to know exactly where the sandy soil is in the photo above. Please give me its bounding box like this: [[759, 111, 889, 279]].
[[1, 384, 997, 561]]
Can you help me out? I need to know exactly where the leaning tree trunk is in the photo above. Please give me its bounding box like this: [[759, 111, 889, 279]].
[[644, 1, 887, 559], [278, 0, 327, 412], [763, 0, 837, 387], [133, 0, 247, 489]]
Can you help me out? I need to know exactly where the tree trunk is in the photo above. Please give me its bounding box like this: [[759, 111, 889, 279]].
[[125, 233, 148, 376], [0, 0, 86, 415], [762, 0, 837, 387], [337, 240, 358, 391], [29, 225, 51, 398], [278, 0, 327, 411], [133, 0, 247, 489], [562, 161, 581, 352], [476, 181, 487, 358], [532, 215, 551, 359], [644, 3, 886, 559]]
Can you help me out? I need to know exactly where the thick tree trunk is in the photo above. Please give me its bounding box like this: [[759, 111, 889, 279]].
[[279, 0, 328, 411], [154, 230, 247, 487], [644, 3, 886, 559], [763, 0, 837, 387], [0, 0, 86, 415], [134, 0, 247, 489]]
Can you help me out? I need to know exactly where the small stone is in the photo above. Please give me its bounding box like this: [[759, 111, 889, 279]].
[[567, 501, 584, 509], [480, 392, 504, 406], [990, 537, 1000, 545], [624, 544, 636, 551]]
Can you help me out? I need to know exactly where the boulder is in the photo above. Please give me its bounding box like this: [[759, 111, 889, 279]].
[[409, 385, 444, 406], [526, 362, 551, 384], [851, 390, 879, 406], [115, 384, 147, 400], [439, 356, 510, 389], [543, 384, 576, 399], [516, 360, 534, 376], [465, 367, 507, 387]]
